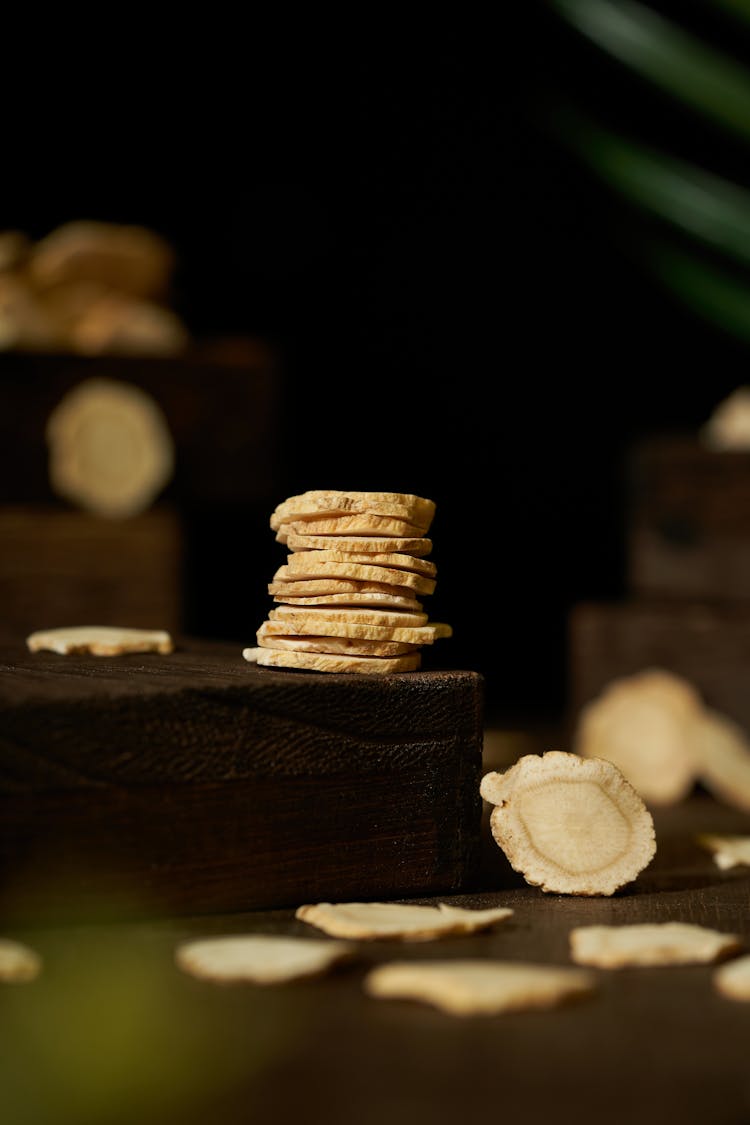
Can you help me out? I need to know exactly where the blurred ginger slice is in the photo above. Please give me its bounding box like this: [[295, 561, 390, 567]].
[[46, 376, 174, 518], [574, 669, 701, 805], [70, 293, 188, 356], [28, 220, 175, 300], [700, 386, 750, 451], [574, 668, 750, 811]]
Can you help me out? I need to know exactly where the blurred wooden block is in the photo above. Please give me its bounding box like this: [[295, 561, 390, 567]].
[[629, 435, 750, 601], [0, 640, 484, 923], [0, 505, 183, 637], [569, 600, 750, 730]]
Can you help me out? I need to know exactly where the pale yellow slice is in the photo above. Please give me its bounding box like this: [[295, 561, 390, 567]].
[[276, 515, 426, 541], [275, 592, 424, 611], [256, 631, 417, 657], [696, 833, 750, 870], [261, 617, 451, 644], [269, 606, 429, 627], [714, 954, 750, 1001], [0, 939, 42, 983], [691, 709, 750, 814], [570, 923, 743, 968], [26, 625, 174, 656], [174, 934, 354, 984], [288, 550, 436, 578], [295, 901, 513, 941], [275, 562, 436, 595], [269, 579, 420, 599], [285, 533, 433, 556], [270, 491, 435, 532], [255, 648, 421, 674], [364, 960, 596, 1016], [480, 751, 656, 895]]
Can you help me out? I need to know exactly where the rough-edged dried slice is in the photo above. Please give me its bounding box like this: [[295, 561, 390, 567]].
[[288, 550, 437, 578], [270, 491, 435, 532], [275, 562, 436, 595], [480, 751, 656, 895], [285, 533, 433, 557], [174, 934, 354, 984], [363, 960, 596, 1016], [276, 592, 424, 611], [269, 605, 429, 627], [276, 514, 426, 542], [0, 938, 42, 983], [295, 901, 513, 941], [255, 648, 421, 674], [573, 669, 701, 805], [26, 625, 174, 656], [256, 631, 417, 657], [570, 923, 743, 968], [696, 833, 750, 870], [691, 709, 750, 813], [261, 616, 450, 645], [269, 579, 420, 600], [714, 953, 750, 1001]]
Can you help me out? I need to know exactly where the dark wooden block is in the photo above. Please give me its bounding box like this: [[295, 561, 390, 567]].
[[628, 435, 750, 601], [569, 599, 750, 730], [0, 504, 183, 637], [0, 639, 483, 923]]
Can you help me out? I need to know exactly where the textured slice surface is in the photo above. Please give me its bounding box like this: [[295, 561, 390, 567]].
[[269, 605, 429, 627], [285, 533, 433, 556], [570, 923, 743, 968], [296, 902, 513, 941], [26, 625, 174, 656], [255, 648, 421, 674]]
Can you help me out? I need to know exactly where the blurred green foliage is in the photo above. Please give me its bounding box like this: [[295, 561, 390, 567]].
[[549, 0, 750, 342]]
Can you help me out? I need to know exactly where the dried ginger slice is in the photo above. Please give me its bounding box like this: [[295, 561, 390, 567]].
[[363, 960, 596, 1016], [276, 592, 424, 611], [696, 833, 750, 870], [270, 491, 435, 532], [480, 751, 656, 895], [275, 561, 436, 595], [174, 934, 354, 984], [285, 533, 433, 556], [26, 625, 174, 656], [269, 606, 429, 627], [295, 901, 513, 941], [714, 954, 750, 1001], [570, 923, 743, 968], [573, 669, 701, 805], [256, 631, 417, 658], [691, 709, 750, 814], [268, 578, 419, 599], [276, 515, 426, 541], [254, 648, 421, 674], [288, 550, 437, 578], [0, 938, 42, 983], [260, 617, 450, 644]]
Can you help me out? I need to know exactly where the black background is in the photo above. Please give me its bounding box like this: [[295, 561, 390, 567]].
[[5, 5, 750, 719]]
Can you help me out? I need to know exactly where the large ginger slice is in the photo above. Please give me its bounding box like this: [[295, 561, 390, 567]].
[[480, 751, 656, 895]]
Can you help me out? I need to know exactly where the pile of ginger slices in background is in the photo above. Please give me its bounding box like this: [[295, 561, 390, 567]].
[[244, 489, 452, 674]]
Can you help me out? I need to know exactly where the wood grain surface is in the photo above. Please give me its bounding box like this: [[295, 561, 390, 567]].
[[1, 794, 748, 1125], [0, 640, 483, 921]]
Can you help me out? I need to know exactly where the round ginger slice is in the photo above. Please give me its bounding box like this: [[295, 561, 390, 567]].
[[480, 751, 656, 896]]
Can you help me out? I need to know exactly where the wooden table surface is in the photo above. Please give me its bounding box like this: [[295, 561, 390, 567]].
[[2, 786, 749, 1125]]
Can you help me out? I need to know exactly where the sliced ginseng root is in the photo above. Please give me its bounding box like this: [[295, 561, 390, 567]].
[[570, 923, 743, 968], [0, 938, 42, 983], [295, 901, 513, 942], [696, 834, 750, 870], [573, 668, 701, 806], [479, 751, 656, 896], [691, 709, 750, 814], [254, 649, 421, 674], [714, 954, 750, 1001], [174, 934, 355, 984], [363, 960, 596, 1016], [26, 625, 174, 656]]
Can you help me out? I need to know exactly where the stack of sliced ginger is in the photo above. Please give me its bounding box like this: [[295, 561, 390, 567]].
[[244, 489, 452, 674]]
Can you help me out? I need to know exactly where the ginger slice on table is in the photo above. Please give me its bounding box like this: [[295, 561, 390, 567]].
[[480, 751, 656, 896], [570, 923, 743, 968], [295, 901, 513, 942], [0, 938, 42, 983], [714, 954, 750, 1001], [696, 833, 750, 870], [363, 960, 596, 1016], [174, 935, 355, 984]]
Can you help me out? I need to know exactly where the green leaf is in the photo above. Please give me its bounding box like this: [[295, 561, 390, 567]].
[[559, 115, 750, 266], [652, 245, 750, 341], [551, 0, 750, 139]]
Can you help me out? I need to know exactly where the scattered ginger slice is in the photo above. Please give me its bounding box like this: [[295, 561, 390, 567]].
[[714, 954, 750, 1001], [480, 751, 656, 896], [696, 833, 750, 870], [296, 901, 513, 942], [570, 923, 742, 968]]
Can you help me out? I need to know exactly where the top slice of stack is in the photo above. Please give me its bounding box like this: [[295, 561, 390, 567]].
[[248, 490, 452, 674]]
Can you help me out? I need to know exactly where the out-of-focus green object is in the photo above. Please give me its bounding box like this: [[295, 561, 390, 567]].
[[549, 0, 750, 341]]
